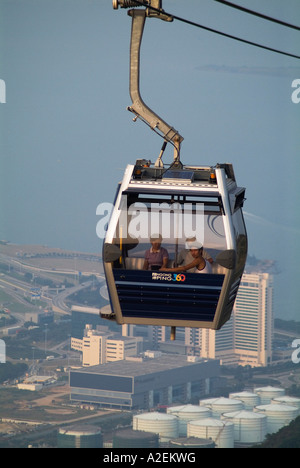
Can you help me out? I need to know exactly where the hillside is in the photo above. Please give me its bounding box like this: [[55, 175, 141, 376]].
[[254, 416, 300, 448]]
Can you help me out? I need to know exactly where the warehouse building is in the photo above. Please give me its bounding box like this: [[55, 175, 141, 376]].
[[70, 353, 220, 410]]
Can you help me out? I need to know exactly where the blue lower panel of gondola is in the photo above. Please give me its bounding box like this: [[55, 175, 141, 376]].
[[113, 270, 225, 322]]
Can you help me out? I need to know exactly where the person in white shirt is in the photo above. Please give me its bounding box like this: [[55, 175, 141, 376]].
[[161, 240, 212, 274], [177, 237, 213, 272]]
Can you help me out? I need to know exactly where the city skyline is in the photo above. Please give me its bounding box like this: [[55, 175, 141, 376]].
[[0, 239, 299, 447], [1, 1, 299, 321], [70, 270, 278, 369], [0, 0, 299, 448]]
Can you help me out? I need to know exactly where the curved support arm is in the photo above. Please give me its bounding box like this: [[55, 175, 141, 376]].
[[128, 9, 184, 158]]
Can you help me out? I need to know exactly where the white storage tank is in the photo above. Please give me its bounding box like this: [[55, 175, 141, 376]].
[[229, 391, 261, 410], [169, 437, 216, 449], [254, 386, 285, 404], [167, 405, 212, 436], [133, 412, 178, 442], [187, 418, 234, 449], [221, 410, 267, 446], [57, 425, 103, 448], [254, 404, 299, 434], [208, 397, 244, 417], [271, 396, 300, 410], [199, 397, 219, 407]]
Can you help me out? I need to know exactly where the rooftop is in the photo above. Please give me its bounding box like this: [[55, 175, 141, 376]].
[[71, 354, 217, 378]]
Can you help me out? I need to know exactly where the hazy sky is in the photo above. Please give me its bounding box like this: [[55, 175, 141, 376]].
[[1, 0, 300, 318]]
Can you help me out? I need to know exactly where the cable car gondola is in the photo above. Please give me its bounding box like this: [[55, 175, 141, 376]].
[[103, 161, 247, 332], [102, 1, 247, 337]]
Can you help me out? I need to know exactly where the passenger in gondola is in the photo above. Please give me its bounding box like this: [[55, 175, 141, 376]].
[[143, 234, 169, 271], [161, 241, 212, 274], [177, 236, 213, 272]]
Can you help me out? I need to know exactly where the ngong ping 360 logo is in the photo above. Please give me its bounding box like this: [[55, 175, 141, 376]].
[[152, 272, 186, 282]]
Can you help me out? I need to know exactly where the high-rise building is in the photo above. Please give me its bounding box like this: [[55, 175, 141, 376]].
[[234, 272, 273, 367], [185, 272, 273, 367]]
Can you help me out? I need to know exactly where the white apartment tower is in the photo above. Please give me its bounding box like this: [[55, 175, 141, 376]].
[[185, 272, 273, 367], [234, 272, 273, 367], [81, 327, 143, 367]]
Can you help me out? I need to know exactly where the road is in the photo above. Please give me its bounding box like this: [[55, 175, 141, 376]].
[[0, 274, 102, 317], [51, 281, 94, 314], [0, 249, 105, 321]]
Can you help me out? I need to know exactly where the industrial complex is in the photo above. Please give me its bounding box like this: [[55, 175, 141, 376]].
[[70, 353, 221, 410]]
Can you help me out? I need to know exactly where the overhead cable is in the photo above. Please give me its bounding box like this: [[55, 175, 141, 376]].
[[213, 0, 300, 31], [131, 0, 300, 60]]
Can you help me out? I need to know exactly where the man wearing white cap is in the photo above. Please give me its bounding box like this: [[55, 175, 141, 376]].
[[177, 237, 213, 273], [161, 239, 212, 274]]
